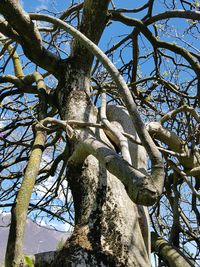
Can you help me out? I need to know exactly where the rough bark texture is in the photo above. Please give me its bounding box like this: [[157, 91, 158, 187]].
[[52, 156, 150, 267], [1, 2, 154, 266], [0, 1, 199, 266], [51, 68, 151, 266]]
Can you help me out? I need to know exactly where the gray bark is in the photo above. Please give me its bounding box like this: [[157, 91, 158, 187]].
[[51, 70, 151, 266], [0, 2, 157, 265], [52, 156, 150, 267], [151, 232, 194, 267]]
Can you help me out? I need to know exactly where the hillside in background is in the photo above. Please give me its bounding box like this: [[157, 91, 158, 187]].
[[0, 213, 70, 264]]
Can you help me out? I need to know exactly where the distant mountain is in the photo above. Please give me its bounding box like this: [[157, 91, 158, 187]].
[[0, 213, 70, 264]]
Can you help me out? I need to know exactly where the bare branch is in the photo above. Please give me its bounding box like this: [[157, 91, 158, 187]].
[[110, 13, 200, 75], [100, 92, 132, 163], [0, 0, 61, 74], [30, 13, 165, 199], [151, 232, 194, 267]]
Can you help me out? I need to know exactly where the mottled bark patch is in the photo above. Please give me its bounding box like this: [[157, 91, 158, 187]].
[[68, 225, 92, 251]]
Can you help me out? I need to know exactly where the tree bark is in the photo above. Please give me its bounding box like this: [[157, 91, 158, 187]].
[[53, 155, 150, 266], [51, 67, 151, 266], [151, 232, 194, 267], [5, 130, 46, 267], [1, 2, 155, 266], [4, 72, 47, 267]]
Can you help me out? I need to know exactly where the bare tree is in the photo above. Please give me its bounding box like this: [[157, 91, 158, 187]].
[[0, 0, 199, 266]]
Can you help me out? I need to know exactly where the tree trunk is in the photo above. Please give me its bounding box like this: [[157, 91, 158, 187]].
[[52, 66, 151, 266], [53, 155, 150, 267]]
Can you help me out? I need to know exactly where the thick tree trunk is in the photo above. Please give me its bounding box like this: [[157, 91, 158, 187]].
[[53, 156, 150, 267], [52, 67, 151, 266]]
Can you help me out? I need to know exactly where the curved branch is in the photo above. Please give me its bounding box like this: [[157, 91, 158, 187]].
[[109, 2, 149, 13], [0, 37, 24, 78], [68, 130, 158, 206], [30, 13, 165, 200], [37, 114, 155, 207], [59, 3, 84, 21], [110, 13, 200, 75], [147, 121, 200, 170], [0, 0, 61, 75], [0, 74, 23, 87], [151, 232, 194, 267], [146, 10, 200, 24], [0, 18, 21, 43], [100, 92, 132, 163]]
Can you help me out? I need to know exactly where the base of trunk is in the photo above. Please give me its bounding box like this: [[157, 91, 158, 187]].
[[51, 155, 150, 267]]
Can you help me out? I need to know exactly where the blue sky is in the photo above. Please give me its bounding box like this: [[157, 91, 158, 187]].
[[0, 1, 199, 263]]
